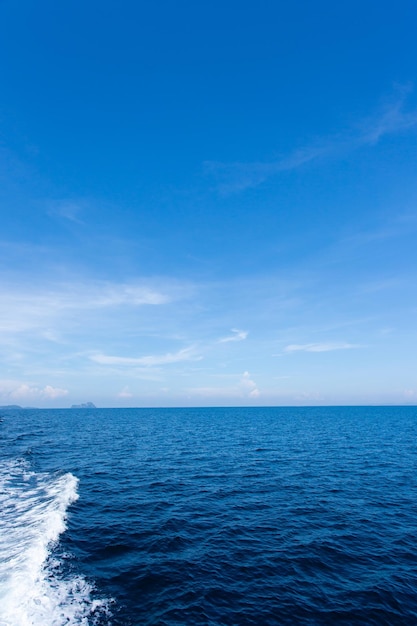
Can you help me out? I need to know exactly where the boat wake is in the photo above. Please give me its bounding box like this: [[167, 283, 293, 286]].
[[0, 459, 110, 626]]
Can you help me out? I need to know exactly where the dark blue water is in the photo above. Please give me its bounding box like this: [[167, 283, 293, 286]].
[[2, 406, 417, 625]]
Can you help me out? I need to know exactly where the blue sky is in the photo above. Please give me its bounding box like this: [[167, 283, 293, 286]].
[[1, 0, 417, 407]]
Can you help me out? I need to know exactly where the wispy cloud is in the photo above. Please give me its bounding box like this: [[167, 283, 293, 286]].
[[284, 342, 360, 353], [0, 279, 173, 334], [356, 278, 405, 295], [90, 346, 201, 367], [218, 328, 248, 343], [205, 87, 417, 193], [204, 145, 327, 193], [357, 85, 417, 144], [337, 210, 417, 254], [47, 199, 86, 224]]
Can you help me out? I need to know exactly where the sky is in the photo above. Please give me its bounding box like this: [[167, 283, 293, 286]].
[[1, 0, 417, 407]]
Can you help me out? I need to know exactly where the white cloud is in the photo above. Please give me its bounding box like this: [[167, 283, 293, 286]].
[[90, 346, 201, 367], [284, 342, 360, 353], [239, 371, 260, 397], [0, 380, 68, 401], [117, 386, 133, 398], [218, 328, 248, 343], [42, 385, 69, 399], [189, 370, 260, 400]]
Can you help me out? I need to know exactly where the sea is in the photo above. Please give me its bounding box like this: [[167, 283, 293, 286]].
[[1, 406, 417, 626]]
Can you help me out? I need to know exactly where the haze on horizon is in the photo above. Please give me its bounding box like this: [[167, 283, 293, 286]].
[[1, 1, 417, 408]]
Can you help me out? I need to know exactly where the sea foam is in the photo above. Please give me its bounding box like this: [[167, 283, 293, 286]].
[[0, 459, 109, 626]]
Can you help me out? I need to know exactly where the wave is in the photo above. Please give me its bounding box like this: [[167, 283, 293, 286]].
[[0, 459, 110, 626]]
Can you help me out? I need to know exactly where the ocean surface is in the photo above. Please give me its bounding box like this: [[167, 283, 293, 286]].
[[1, 406, 417, 625]]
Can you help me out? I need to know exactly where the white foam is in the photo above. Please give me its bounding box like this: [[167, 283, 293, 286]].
[[0, 459, 110, 626]]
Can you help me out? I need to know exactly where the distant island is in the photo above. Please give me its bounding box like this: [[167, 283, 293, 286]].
[[71, 402, 97, 409], [0, 405, 37, 410]]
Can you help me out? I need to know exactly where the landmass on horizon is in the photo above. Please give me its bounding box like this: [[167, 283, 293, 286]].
[[0, 405, 38, 410], [70, 402, 97, 409]]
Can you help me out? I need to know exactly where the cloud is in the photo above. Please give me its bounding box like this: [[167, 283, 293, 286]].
[[90, 346, 201, 367], [0, 380, 68, 401], [117, 386, 133, 398], [42, 385, 69, 398], [294, 391, 323, 402], [204, 145, 327, 193], [87, 284, 170, 307], [0, 280, 172, 334], [47, 199, 86, 224], [239, 371, 260, 397], [284, 342, 360, 353], [218, 328, 248, 343], [41, 329, 65, 343], [358, 84, 417, 144], [205, 87, 417, 193], [189, 370, 260, 400]]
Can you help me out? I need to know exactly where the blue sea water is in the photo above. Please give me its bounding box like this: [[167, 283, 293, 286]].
[[1, 406, 417, 625]]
